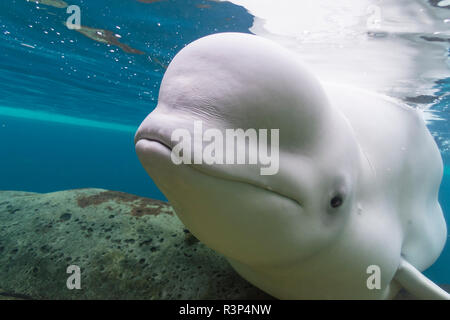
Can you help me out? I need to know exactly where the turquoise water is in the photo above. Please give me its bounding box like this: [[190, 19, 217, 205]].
[[0, 0, 253, 198], [0, 0, 448, 285]]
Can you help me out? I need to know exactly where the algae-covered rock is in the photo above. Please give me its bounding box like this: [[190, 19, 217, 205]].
[[0, 189, 272, 300]]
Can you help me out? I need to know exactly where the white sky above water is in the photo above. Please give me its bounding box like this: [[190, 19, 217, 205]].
[[219, 0, 450, 106]]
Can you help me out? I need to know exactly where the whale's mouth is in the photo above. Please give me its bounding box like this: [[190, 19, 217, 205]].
[[135, 136, 302, 208]]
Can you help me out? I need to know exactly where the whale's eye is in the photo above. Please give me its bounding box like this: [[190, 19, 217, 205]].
[[330, 195, 343, 208]]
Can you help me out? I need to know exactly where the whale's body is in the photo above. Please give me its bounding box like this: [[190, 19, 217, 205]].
[[135, 33, 448, 299]]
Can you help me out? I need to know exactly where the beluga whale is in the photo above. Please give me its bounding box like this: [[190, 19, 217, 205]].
[[135, 32, 449, 299]]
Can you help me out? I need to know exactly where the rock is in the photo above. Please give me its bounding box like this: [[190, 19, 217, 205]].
[[0, 287, 30, 300], [0, 189, 272, 300], [0, 189, 447, 300]]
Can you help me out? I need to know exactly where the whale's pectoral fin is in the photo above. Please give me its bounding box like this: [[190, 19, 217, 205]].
[[394, 258, 450, 300]]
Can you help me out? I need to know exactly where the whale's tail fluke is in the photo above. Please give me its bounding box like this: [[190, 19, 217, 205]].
[[394, 258, 450, 300]]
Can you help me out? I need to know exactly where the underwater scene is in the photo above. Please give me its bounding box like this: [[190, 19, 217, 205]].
[[0, 0, 449, 300]]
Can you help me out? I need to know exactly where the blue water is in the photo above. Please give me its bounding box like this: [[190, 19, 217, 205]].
[[0, 0, 448, 285], [0, 0, 253, 198]]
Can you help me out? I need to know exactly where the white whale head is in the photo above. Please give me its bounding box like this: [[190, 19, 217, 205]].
[[135, 33, 448, 299]]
